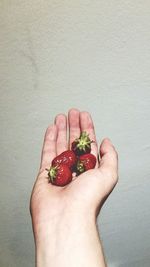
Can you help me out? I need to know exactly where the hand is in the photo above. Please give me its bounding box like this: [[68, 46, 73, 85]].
[[30, 108, 118, 241]]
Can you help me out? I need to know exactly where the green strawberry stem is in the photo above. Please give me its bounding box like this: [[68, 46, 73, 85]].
[[46, 165, 58, 183], [76, 131, 94, 151], [77, 161, 85, 173]]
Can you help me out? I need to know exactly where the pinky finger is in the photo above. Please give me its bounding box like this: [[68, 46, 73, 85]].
[[39, 124, 58, 172]]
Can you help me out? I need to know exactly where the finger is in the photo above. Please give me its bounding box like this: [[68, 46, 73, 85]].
[[40, 124, 58, 171], [99, 138, 118, 187], [68, 108, 80, 149], [80, 111, 99, 168], [55, 113, 67, 155]]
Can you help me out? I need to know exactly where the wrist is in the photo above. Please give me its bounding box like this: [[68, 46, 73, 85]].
[[35, 210, 98, 267], [35, 208, 96, 245]]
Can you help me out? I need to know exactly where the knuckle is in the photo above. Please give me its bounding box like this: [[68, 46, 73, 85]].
[[113, 171, 119, 184], [114, 149, 118, 158], [46, 125, 52, 133], [110, 149, 118, 160], [105, 168, 118, 184]]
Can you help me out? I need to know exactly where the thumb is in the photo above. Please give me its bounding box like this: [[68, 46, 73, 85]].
[[99, 138, 118, 192]]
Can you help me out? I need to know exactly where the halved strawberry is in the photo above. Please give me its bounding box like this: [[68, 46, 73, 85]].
[[46, 164, 72, 186], [76, 153, 96, 175], [71, 131, 94, 156], [52, 150, 77, 171]]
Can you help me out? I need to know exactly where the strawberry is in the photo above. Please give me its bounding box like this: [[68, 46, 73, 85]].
[[52, 150, 77, 171], [76, 153, 96, 175], [46, 164, 72, 186], [71, 131, 94, 156]]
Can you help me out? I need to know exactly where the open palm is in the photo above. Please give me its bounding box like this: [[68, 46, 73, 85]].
[[30, 109, 118, 237]]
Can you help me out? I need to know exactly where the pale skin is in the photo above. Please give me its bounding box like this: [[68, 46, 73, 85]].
[[30, 108, 118, 267]]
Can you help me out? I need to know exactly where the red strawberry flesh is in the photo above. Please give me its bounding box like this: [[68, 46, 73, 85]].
[[47, 164, 72, 186], [52, 150, 77, 171], [76, 153, 96, 174]]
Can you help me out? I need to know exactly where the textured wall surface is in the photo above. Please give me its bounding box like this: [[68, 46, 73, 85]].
[[0, 1, 150, 266]]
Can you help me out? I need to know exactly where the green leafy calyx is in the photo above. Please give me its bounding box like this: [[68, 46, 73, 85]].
[[76, 131, 93, 151]]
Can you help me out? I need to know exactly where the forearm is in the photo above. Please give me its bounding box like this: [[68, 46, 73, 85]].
[[35, 212, 107, 267]]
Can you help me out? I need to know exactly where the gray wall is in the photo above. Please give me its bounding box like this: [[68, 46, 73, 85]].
[[0, 1, 150, 266]]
